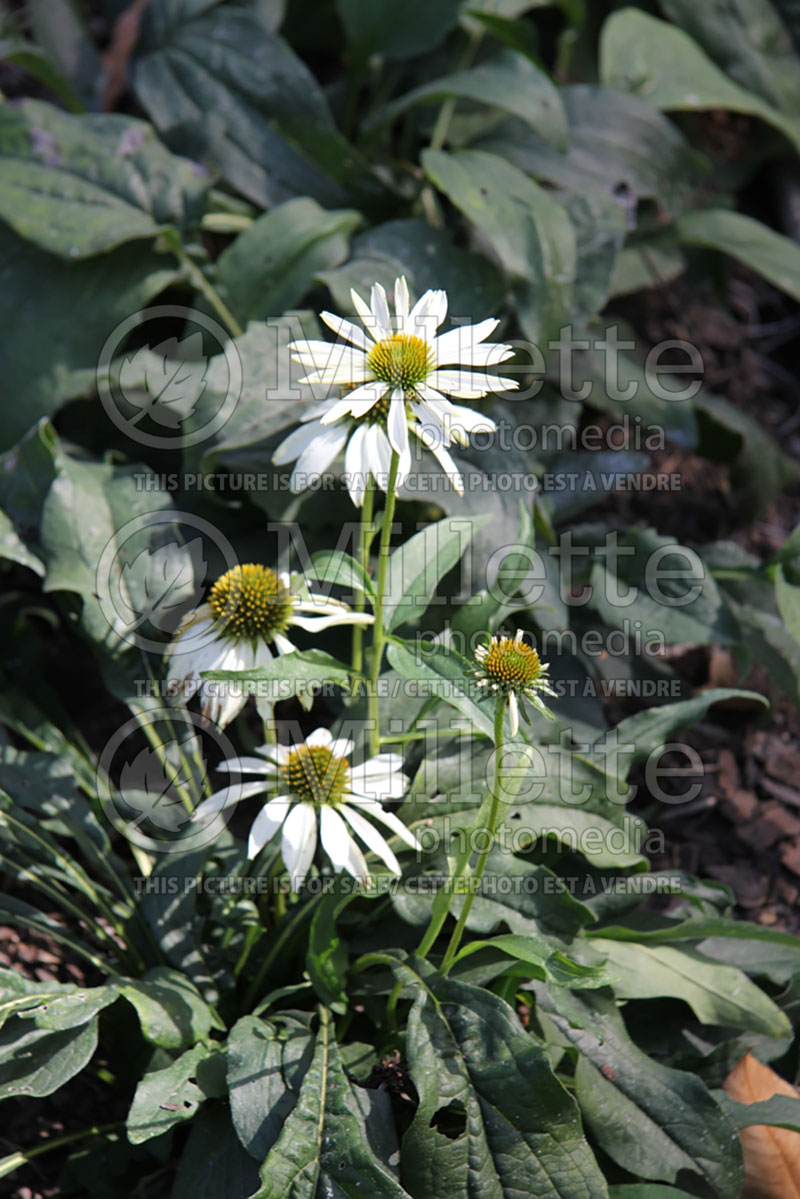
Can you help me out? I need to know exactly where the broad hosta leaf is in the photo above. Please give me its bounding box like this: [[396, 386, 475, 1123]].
[[0, 1016, 98, 1100], [371, 50, 567, 148], [659, 0, 800, 119], [127, 1042, 225, 1143], [118, 967, 223, 1049], [227, 1013, 314, 1160], [676, 209, 800, 304], [134, 8, 381, 210], [591, 940, 790, 1036], [392, 956, 608, 1198], [319, 218, 505, 324], [723, 1052, 800, 1198], [423, 148, 576, 345], [215, 198, 360, 325], [600, 8, 800, 153], [0, 100, 207, 257], [253, 1007, 409, 1198], [336, 0, 463, 59], [535, 985, 744, 1197], [384, 515, 491, 632], [0, 225, 177, 451]]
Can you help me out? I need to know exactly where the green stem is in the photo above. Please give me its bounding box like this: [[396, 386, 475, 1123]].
[[243, 893, 322, 1010], [352, 477, 376, 685], [0, 1122, 125, 1182], [440, 700, 506, 974], [175, 248, 243, 339], [367, 452, 400, 757]]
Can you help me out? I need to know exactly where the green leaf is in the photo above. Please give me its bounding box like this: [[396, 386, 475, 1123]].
[[134, 8, 381, 210], [27, 0, 103, 110], [227, 1013, 313, 1160], [309, 550, 375, 601], [0, 970, 116, 1032], [253, 1007, 409, 1198], [127, 1043, 224, 1144], [0, 36, 85, 113], [387, 640, 495, 738], [0, 226, 177, 451], [535, 985, 744, 1196], [205, 649, 352, 701], [336, 0, 464, 59], [600, 8, 800, 153], [776, 562, 800, 644], [423, 148, 576, 345], [118, 967, 222, 1050], [0, 99, 207, 258], [591, 940, 791, 1036], [658, 0, 800, 119], [676, 208, 800, 304], [172, 1106, 262, 1199], [391, 956, 608, 1198], [370, 50, 567, 148], [0, 1016, 98, 1100], [215, 199, 360, 325], [695, 391, 797, 518], [319, 218, 505, 327], [0, 508, 45, 576], [453, 933, 609, 988], [384, 515, 491, 633], [608, 1188, 698, 1199], [718, 1092, 800, 1133]]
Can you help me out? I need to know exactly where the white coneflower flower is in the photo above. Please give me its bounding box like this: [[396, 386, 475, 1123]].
[[193, 728, 418, 889], [474, 629, 557, 736], [273, 276, 516, 506], [166, 565, 373, 728]]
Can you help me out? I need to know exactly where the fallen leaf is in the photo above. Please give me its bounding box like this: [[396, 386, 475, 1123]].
[[724, 1052, 800, 1198]]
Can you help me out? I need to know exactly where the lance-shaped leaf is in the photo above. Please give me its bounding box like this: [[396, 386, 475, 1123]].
[[534, 984, 744, 1197], [389, 956, 607, 1198], [383, 515, 491, 633], [253, 1007, 410, 1198], [676, 209, 800, 305]]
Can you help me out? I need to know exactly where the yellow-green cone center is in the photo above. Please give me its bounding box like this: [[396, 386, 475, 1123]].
[[280, 746, 350, 807], [482, 639, 542, 692], [367, 334, 434, 391], [207, 564, 294, 643]]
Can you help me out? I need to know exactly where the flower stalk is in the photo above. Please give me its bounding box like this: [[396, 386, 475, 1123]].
[[367, 450, 400, 756]]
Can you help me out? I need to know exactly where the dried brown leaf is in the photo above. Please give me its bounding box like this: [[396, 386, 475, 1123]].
[[724, 1051, 800, 1198]]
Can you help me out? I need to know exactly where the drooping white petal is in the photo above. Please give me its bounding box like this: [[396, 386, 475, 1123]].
[[344, 423, 369, 507], [247, 796, 292, 858], [508, 690, 520, 737], [418, 430, 465, 496], [344, 795, 420, 851], [320, 805, 368, 880], [364, 422, 392, 489], [427, 369, 518, 398], [289, 424, 348, 491], [281, 802, 318, 888], [272, 633, 296, 655], [193, 779, 267, 822], [200, 640, 251, 728], [319, 383, 389, 424], [386, 391, 411, 482], [340, 804, 400, 875], [320, 311, 374, 352], [273, 420, 323, 465]]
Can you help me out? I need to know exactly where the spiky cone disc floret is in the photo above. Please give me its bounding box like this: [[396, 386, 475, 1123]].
[[474, 629, 557, 735], [192, 728, 420, 889], [273, 275, 516, 507], [165, 565, 373, 728]]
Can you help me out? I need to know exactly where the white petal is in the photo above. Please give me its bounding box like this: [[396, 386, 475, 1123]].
[[193, 779, 267, 822], [427, 369, 517, 398], [273, 632, 296, 655], [407, 289, 447, 341], [281, 802, 318, 888], [247, 796, 292, 858], [320, 311, 374, 352], [319, 383, 389, 423], [394, 276, 409, 324], [370, 283, 392, 337], [361, 753, 404, 775], [365, 423, 392, 488], [216, 755, 277, 775], [344, 795, 420, 850], [329, 738, 355, 758], [290, 611, 373, 632], [508, 691, 519, 737], [344, 424, 369, 506], [386, 391, 410, 463], [425, 435, 465, 495], [352, 287, 386, 341], [349, 767, 408, 800], [306, 728, 334, 748], [290, 424, 348, 489], [340, 804, 400, 875], [273, 420, 323, 465], [320, 805, 368, 879], [290, 340, 368, 372], [432, 320, 510, 366]]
